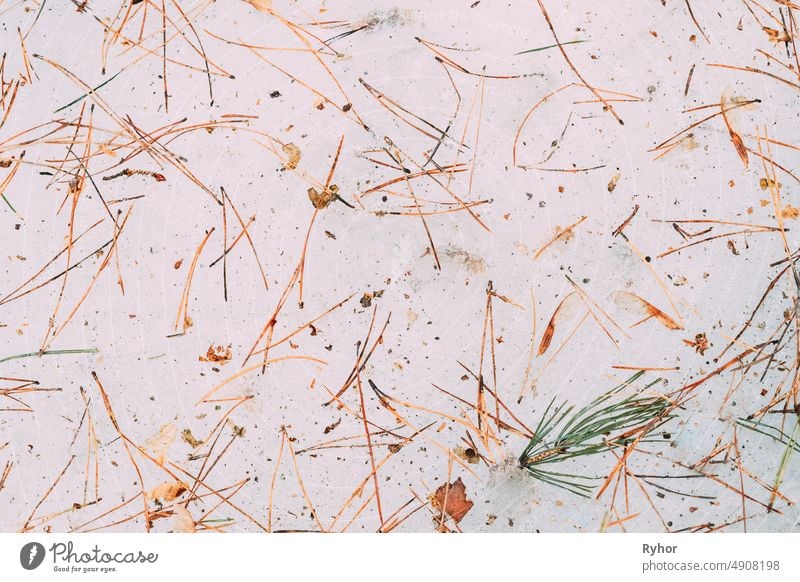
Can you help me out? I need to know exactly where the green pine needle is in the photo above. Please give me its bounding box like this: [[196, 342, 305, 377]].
[[514, 40, 587, 55], [737, 416, 800, 502], [736, 417, 800, 454], [1, 193, 17, 214], [0, 348, 99, 365], [519, 372, 673, 497], [53, 70, 124, 113]]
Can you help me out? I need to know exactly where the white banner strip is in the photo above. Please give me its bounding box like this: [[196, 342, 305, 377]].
[[1, 533, 798, 581]]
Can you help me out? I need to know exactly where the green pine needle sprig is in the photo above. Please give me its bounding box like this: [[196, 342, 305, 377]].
[[519, 372, 674, 497]]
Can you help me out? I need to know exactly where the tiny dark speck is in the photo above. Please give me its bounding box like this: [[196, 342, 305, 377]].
[[269, 90, 281, 98]]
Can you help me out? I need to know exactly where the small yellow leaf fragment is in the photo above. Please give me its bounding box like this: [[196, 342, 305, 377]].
[[782, 204, 800, 220], [181, 429, 203, 448], [607, 171, 621, 192], [282, 143, 302, 170], [760, 178, 780, 191]]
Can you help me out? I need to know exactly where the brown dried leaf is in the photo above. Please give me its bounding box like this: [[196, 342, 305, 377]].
[[763, 26, 791, 43], [431, 477, 474, 524], [199, 344, 232, 364], [781, 204, 799, 220], [282, 143, 301, 170], [683, 332, 710, 355], [150, 481, 187, 503], [454, 446, 480, 464], [308, 184, 337, 209], [760, 178, 780, 191], [323, 418, 341, 434]]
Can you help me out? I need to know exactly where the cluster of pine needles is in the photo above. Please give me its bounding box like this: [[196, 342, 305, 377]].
[[519, 372, 674, 497]]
